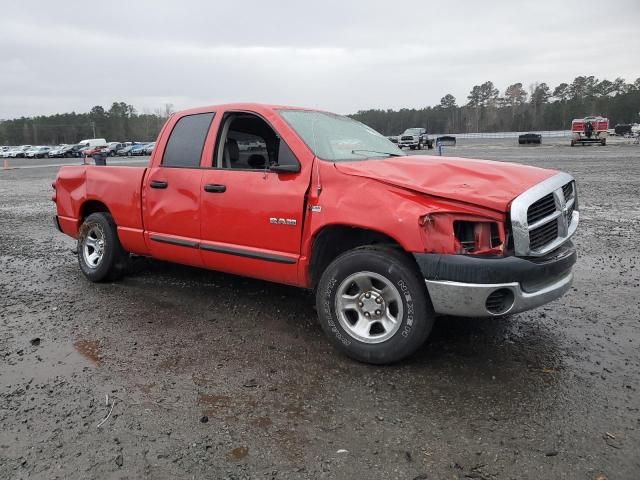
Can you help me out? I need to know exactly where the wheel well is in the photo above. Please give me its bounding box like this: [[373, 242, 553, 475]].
[[79, 200, 110, 223], [309, 226, 404, 289]]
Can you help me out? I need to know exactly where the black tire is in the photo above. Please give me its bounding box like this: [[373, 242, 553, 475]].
[[315, 246, 435, 364], [77, 212, 129, 282], [109, 150, 115, 156], [601, 138, 606, 146]]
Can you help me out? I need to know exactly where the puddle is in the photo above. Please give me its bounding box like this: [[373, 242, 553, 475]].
[[227, 446, 248, 461], [3, 338, 97, 386], [73, 339, 101, 364]]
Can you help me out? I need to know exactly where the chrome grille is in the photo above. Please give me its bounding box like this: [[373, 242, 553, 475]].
[[527, 193, 556, 224], [510, 173, 579, 257], [529, 219, 559, 250]]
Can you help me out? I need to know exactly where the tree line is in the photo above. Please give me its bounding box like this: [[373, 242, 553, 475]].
[[1, 75, 640, 145], [350, 76, 640, 135], [0, 102, 173, 146]]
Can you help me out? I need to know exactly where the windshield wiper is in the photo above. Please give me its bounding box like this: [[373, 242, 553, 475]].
[[351, 149, 403, 157]]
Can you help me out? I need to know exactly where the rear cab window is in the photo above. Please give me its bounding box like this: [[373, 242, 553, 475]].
[[162, 113, 214, 168]]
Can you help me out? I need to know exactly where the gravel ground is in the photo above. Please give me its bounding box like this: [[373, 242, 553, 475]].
[[1, 138, 639, 479]]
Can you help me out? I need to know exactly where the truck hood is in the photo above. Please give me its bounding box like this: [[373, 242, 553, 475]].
[[333, 156, 556, 212]]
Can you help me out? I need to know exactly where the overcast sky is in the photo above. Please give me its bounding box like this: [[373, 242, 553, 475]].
[[1, 0, 639, 119]]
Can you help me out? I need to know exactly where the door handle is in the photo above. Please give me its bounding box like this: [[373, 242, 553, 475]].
[[150, 180, 168, 189], [204, 184, 226, 193]]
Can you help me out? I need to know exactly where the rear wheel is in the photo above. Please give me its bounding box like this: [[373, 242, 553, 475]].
[[315, 246, 434, 364], [77, 212, 129, 282], [601, 138, 606, 146]]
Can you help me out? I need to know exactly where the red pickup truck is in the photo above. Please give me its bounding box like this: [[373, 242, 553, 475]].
[[53, 103, 578, 364]]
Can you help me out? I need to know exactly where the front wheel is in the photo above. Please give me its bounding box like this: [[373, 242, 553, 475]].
[[316, 247, 434, 364], [77, 212, 129, 282]]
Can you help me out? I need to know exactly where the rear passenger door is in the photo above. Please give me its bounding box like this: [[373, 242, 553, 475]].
[[143, 112, 214, 267]]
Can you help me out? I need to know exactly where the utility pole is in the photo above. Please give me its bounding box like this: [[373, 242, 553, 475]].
[[91, 121, 96, 138]]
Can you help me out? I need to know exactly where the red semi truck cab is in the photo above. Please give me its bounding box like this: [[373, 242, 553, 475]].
[[52, 103, 578, 364]]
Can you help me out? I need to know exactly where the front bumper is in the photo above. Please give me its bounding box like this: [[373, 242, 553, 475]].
[[413, 242, 576, 317]]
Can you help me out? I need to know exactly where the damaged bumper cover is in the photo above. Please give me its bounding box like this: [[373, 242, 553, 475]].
[[413, 242, 576, 317]]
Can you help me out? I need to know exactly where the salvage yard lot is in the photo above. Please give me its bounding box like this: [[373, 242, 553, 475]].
[[1, 138, 639, 479]]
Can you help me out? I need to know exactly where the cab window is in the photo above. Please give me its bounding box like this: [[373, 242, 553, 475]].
[[162, 112, 214, 168], [214, 113, 299, 170]]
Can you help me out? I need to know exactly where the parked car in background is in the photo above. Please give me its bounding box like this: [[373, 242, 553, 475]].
[[78, 138, 108, 148], [130, 143, 149, 156], [26, 146, 52, 158], [67, 144, 88, 157], [9, 145, 32, 158], [52, 144, 77, 158], [77, 146, 90, 157], [143, 142, 155, 155], [23, 146, 41, 158], [48, 145, 69, 157], [83, 146, 107, 157], [436, 135, 457, 146], [103, 142, 126, 156], [117, 145, 136, 156], [1, 147, 16, 158], [518, 133, 542, 145], [397, 128, 433, 150], [614, 124, 632, 136]]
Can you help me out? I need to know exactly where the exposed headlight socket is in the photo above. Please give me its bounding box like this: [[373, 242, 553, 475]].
[[453, 221, 502, 254]]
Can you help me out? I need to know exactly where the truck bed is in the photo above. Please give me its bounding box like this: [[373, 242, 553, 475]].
[[55, 165, 148, 252]]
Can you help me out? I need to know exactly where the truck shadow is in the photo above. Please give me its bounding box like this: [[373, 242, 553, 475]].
[[118, 258, 569, 422], [129, 257, 565, 375]]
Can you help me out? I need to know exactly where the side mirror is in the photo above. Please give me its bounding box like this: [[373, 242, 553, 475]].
[[269, 163, 300, 173]]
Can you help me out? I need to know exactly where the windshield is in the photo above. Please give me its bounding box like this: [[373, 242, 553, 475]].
[[279, 110, 404, 162], [404, 128, 423, 135]]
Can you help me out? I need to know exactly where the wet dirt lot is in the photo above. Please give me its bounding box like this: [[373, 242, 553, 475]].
[[1, 139, 639, 479]]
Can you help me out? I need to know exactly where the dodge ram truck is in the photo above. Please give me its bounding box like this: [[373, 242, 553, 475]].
[[397, 127, 433, 150], [52, 103, 579, 364]]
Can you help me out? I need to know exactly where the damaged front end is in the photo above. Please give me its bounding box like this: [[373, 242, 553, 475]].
[[413, 172, 578, 317]]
